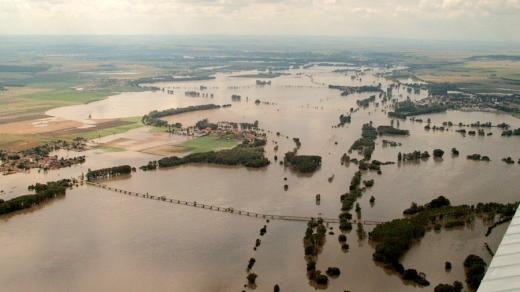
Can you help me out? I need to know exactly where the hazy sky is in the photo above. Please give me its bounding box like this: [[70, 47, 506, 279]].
[[1, 0, 519, 41]]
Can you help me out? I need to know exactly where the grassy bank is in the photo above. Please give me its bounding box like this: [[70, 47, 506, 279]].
[[175, 135, 242, 153]]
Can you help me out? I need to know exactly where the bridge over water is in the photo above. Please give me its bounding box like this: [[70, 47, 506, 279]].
[[86, 182, 383, 225]]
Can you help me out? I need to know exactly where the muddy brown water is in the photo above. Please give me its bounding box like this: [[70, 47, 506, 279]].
[[1, 66, 519, 291]]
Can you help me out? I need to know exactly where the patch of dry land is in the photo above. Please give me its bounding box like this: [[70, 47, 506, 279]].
[[418, 61, 519, 82], [94, 127, 191, 155], [0, 117, 83, 135], [0, 116, 143, 151]]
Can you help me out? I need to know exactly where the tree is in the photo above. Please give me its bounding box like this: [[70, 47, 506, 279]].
[[326, 267, 341, 277], [315, 273, 329, 285], [433, 149, 445, 158], [247, 273, 258, 285], [464, 254, 487, 290]]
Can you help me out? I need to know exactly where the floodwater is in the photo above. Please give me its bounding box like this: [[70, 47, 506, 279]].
[[1, 65, 520, 291]]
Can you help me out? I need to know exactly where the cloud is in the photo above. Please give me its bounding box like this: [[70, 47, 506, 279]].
[[0, 0, 519, 41]]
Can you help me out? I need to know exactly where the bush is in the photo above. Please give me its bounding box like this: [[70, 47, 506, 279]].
[[464, 254, 487, 290], [363, 179, 375, 187], [433, 149, 445, 158], [402, 269, 430, 286], [274, 284, 280, 292], [247, 273, 257, 285], [434, 283, 460, 292], [315, 273, 329, 285], [326, 267, 341, 277]]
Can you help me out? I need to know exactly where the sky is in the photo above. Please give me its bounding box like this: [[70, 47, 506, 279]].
[[1, 0, 519, 42]]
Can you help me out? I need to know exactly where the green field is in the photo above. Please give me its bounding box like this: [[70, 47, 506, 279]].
[[68, 116, 144, 140], [175, 135, 242, 153], [409, 58, 520, 94]]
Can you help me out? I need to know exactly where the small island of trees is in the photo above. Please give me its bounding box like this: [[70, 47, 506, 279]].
[[303, 218, 330, 287], [464, 254, 487, 290], [86, 165, 132, 181], [467, 154, 491, 161], [377, 125, 409, 136], [0, 179, 73, 215], [141, 104, 222, 127], [141, 139, 270, 170], [350, 123, 377, 160], [337, 114, 351, 127], [283, 151, 322, 173]]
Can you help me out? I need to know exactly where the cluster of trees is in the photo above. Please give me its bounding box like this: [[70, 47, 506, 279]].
[[501, 128, 520, 136], [427, 83, 458, 96], [452, 148, 460, 156], [363, 179, 375, 187], [382, 139, 401, 147], [433, 149, 445, 158], [303, 218, 329, 286], [467, 154, 491, 161], [141, 142, 270, 170], [350, 123, 377, 160], [292, 138, 301, 149], [370, 195, 471, 286], [141, 104, 221, 127], [240, 121, 259, 129], [377, 125, 409, 136], [464, 255, 487, 290], [357, 95, 376, 107], [388, 100, 447, 119], [129, 75, 215, 87], [403, 196, 451, 215], [0, 179, 72, 215], [195, 119, 217, 130], [424, 124, 448, 131], [358, 159, 387, 172], [398, 150, 430, 161], [369, 217, 429, 286], [371, 195, 518, 287], [328, 84, 383, 96], [338, 114, 351, 127], [256, 80, 271, 86], [434, 281, 463, 292], [339, 171, 364, 231], [325, 267, 341, 277], [502, 157, 516, 164], [86, 165, 132, 181], [231, 94, 241, 102], [474, 201, 518, 218], [284, 151, 321, 173]]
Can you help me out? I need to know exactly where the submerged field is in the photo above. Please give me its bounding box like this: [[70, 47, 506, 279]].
[[1, 56, 520, 291]]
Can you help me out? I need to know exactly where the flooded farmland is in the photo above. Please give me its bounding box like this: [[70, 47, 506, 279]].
[[1, 65, 519, 291]]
